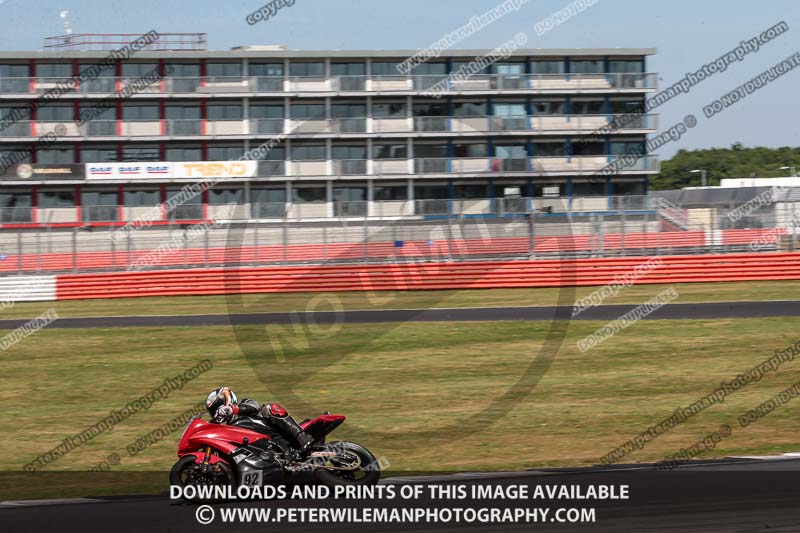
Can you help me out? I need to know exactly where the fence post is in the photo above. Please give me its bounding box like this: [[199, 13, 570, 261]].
[[254, 223, 260, 266], [282, 216, 288, 266], [35, 229, 41, 273], [445, 210, 454, 261], [183, 227, 189, 267], [110, 226, 116, 271], [204, 226, 209, 268], [126, 230, 132, 270], [363, 211, 369, 263], [16, 232, 22, 274], [528, 209, 535, 260], [620, 202, 626, 257], [323, 223, 328, 263], [72, 229, 78, 273]]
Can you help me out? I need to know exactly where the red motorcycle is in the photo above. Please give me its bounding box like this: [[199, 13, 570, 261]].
[[170, 410, 380, 498]]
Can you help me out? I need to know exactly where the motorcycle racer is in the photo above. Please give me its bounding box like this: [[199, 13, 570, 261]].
[[205, 386, 314, 453]]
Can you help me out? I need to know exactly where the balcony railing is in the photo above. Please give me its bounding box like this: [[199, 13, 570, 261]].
[[0, 73, 658, 97], [0, 114, 658, 140]]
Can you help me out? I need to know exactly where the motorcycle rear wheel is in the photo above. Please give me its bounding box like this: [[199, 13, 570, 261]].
[[314, 441, 381, 487]]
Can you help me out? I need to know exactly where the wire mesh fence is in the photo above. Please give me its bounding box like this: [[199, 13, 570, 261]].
[[0, 194, 797, 275]]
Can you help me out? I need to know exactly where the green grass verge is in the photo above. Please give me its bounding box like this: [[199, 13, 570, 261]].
[[2, 310, 799, 499]]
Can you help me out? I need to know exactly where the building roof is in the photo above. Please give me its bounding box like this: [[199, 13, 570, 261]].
[[0, 48, 657, 60]]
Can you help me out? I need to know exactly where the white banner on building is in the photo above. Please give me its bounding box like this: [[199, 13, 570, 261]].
[[85, 161, 258, 180], [86, 162, 173, 180]]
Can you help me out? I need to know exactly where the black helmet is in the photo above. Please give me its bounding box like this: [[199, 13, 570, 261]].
[[205, 387, 238, 417]]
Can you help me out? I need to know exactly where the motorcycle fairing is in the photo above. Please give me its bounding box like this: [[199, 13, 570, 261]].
[[301, 414, 345, 441]]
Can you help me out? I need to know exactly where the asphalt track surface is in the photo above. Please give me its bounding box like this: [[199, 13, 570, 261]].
[[4, 456, 800, 532], [2, 300, 800, 329]]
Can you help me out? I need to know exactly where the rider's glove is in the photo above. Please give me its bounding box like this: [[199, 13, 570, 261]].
[[216, 405, 234, 420]]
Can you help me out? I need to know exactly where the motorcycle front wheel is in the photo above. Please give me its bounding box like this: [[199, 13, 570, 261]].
[[313, 441, 381, 487], [169, 455, 235, 502]]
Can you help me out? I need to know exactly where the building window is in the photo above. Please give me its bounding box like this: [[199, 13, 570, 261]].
[[167, 64, 201, 77], [207, 145, 245, 160], [122, 145, 159, 162], [494, 63, 525, 75], [251, 188, 286, 203], [330, 63, 365, 75], [291, 187, 326, 203], [414, 144, 447, 158], [37, 149, 74, 164], [166, 146, 202, 161], [207, 63, 243, 78], [207, 105, 243, 120], [372, 102, 406, 117], [531, 100, 565, 115], [413, 102, 447, 116], [333, 186, 367, 202], [123, 105, 159, 121], [81, 146, 118, 163], [289, 62, 324, 77], [81, 102, 115, 121], [571, 60, 605, 74], [373, 144, 407, 159], [534, 142, 567, 157], [121, 63, 158, 77], [209, 188, 243, 205], [415, 185, 449, 200], [124, 189, 160, 206], [250, 105, 284, 119], [371, 62, 403, 76], [610, 100, 645, 114], [609, 60, 644, 73], [453, 102, 487, 117], [0, 147, 31, 164], [290, 104, 325, 119], [38, 190, 75, 208], [37, 63, 72, 79], [572, 181, 606, 196], [573, 142, 605, 156], [572, 100, 605, 115], [0, 192, 32, 207], [530, 60, 564, 74], [290, 145, 326, 161], [454, 143, 488, 158], [453, 184, 487, 198], [0, 64, 29, 77], [494, 102, 526, 117], [165, 105, 201, 120], [82, 191, 117, 207], [610, 142, 645, 156], [37, 106, 72, 121], [332, 145, 367, 160], [249, 63, 283, 76], [331, 103, 366, 118], [373, 185, 408, 201], [411, 63, 447, 75]]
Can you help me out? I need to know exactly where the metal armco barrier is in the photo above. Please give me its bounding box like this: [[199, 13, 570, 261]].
[[53, 252, 800, 301]]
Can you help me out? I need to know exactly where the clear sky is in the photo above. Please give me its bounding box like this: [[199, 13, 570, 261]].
[[0, 0, 797, 158]]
